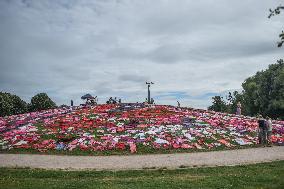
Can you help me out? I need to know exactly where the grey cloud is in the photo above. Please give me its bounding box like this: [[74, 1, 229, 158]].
[[51, 65, 91, 81], [0, 0, 283, 109], [118, 74, 148, 83], [108, 39, 281, 64]]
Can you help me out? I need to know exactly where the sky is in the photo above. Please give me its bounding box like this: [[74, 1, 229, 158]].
[[0, 0, 283, 109]]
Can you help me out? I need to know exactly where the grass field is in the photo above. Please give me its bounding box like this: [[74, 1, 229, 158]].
[[0, 143, 262, 156], [0, 161, 283, 189]]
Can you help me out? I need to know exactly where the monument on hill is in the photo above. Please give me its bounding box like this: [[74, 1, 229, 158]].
[[146, 81, 154, 104]]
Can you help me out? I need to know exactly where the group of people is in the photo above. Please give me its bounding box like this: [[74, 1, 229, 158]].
[[106, 97, 121, 104], [258, 115, 273, 145], [86, 97, 97, 105], [145, 98, 155, 104], [235, 102, 273, 145]]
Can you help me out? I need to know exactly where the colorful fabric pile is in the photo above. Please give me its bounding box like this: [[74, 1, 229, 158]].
[[0, 104, 283, 153]]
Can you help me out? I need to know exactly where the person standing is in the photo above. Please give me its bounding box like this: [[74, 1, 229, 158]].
[[266, 117, 273, 145], [236, 101, 242, 115], [177, 101, 180, 108], [257, 115, 267, 145]]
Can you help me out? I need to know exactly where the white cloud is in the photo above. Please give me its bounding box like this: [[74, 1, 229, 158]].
[[0, 0, 283, 108]]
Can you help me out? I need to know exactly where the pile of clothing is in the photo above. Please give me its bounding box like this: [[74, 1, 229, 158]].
[[0, 104, 283, 153]]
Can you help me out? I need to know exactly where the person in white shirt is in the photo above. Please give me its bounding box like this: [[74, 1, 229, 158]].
[[236, 102, 242, 115], [266, 117, 273, 145]]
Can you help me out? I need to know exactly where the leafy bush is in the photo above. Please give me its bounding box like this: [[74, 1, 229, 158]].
[[0, 92, 28, 117], [29, 93, 57, 112]]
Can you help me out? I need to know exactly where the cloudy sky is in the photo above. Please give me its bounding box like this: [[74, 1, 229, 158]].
[[0, 0, 283, 108]]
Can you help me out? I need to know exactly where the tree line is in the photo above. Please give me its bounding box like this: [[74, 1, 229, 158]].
[[208, 59, 284, 120], [0, 92, 57, 117]]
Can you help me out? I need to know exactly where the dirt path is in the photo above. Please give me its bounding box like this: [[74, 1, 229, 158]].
[[0, 146, 283, 170]]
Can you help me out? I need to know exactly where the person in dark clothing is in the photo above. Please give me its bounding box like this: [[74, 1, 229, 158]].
[[258, 115, 268, 145], [90, 99, 95, 105], [177, 101, 180, 108]]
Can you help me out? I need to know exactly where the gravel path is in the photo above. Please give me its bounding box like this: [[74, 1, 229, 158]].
[[0, 146, 283, 170]]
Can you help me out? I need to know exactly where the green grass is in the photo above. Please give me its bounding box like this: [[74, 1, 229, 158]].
[[0, 161, 283, 189], [0, 143, 262, 156]]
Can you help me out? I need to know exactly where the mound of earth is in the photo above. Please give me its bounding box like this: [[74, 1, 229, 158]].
[[0, 104, 283, 154]]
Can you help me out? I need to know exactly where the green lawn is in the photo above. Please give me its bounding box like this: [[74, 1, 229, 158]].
[[0, 144, 263, 156], [0, 161, 283, 189]]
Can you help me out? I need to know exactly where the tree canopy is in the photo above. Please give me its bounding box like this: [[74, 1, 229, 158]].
[[242, 59, 284, 118], [208, 59, 284, 119], [268, 5, 284, 47], [0, 92, 28, 117], [0, 92, 57, 117], [29, 93, 57, 112], [208, 96, 227, 113]]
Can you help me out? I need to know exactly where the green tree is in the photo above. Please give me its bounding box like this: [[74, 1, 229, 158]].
[[208, 60, 284, 119], [226, 91, 245, 114], [268, 5, 284, 47], [242, 59, 284, 119], [0, 92, 28, 117], [29, 93, 57, 112], [208, 96, 227, 112]]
